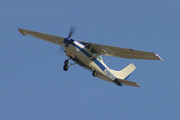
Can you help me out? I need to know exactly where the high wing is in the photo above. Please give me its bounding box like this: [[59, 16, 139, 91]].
[[88, 42, 163, 60], [18, 28, 163, 61], [18, 28, 64, 46]]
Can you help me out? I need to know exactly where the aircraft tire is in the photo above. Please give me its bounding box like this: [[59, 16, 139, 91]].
[[64, 60, 69, 65], [63, 65, 68, 71], [92, 71, 97, 77]]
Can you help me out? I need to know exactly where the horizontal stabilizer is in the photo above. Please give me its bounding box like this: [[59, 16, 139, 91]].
[[116, 78, 140, 87]]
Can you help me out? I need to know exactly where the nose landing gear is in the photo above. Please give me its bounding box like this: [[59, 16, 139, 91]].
[[63, 64, 68, 71], [63, 59, 69, 71], [64, 60, 69, 65], [63, 58, 77, 71]]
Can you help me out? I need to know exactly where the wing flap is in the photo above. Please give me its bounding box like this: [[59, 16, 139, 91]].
[[90, 43, 163, 60], [18, 28, 64, 46]]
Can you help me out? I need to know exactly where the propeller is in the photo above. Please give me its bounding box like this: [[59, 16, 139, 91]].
[[68, 26, 76, 39], [56, 26, 77, 55], [58, 26, 77, 54]]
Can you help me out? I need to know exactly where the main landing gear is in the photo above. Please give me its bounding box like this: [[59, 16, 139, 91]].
[[92, 71, 97, 77]]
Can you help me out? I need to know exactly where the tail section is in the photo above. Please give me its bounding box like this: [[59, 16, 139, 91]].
[[110, 63, 140, 87], [110, 63, 136, 80]]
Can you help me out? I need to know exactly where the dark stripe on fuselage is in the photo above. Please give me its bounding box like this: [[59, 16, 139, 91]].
[[114, 79, 123, 86], [92, 58, 106, 71]]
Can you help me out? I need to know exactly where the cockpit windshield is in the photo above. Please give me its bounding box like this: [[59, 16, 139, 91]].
[[90, 47, 102, 61]]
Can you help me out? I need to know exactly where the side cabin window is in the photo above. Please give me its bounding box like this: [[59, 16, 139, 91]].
[[86, 43, 91, 50], [90, 48, 102, 61]]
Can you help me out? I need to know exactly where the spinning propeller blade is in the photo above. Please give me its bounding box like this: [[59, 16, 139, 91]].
[[68, 26, 76, 39]]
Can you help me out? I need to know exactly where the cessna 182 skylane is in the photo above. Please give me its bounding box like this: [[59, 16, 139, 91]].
[[18, 28, 163, 87]]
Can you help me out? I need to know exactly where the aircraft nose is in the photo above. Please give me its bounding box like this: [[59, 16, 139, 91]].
[[63, 38, 74, 47], [63, 38, 69, 44], [63, 38, 74, 44]]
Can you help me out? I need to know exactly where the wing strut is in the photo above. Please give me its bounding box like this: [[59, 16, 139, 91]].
[[53, 37, 65, 52]]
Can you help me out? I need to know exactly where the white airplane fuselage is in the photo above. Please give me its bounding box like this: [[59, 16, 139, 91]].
[[63, 39, 119, 85]]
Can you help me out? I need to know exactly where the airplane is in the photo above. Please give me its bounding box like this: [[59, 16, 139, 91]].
[[18, 27, 163, 87]]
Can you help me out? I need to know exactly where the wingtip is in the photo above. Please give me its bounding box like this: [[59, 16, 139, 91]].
[[18, 28, 26, 35], [155, 53, 164, 61]]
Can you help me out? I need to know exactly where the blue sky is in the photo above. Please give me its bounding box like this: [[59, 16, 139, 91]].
[[1, 0, 180, 119]]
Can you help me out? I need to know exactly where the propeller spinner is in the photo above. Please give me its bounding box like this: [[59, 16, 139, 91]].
[[63, 26, 76, 45]]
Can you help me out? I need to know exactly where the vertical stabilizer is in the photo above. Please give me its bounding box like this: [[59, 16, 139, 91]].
[[110, 63, 136, 80]]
